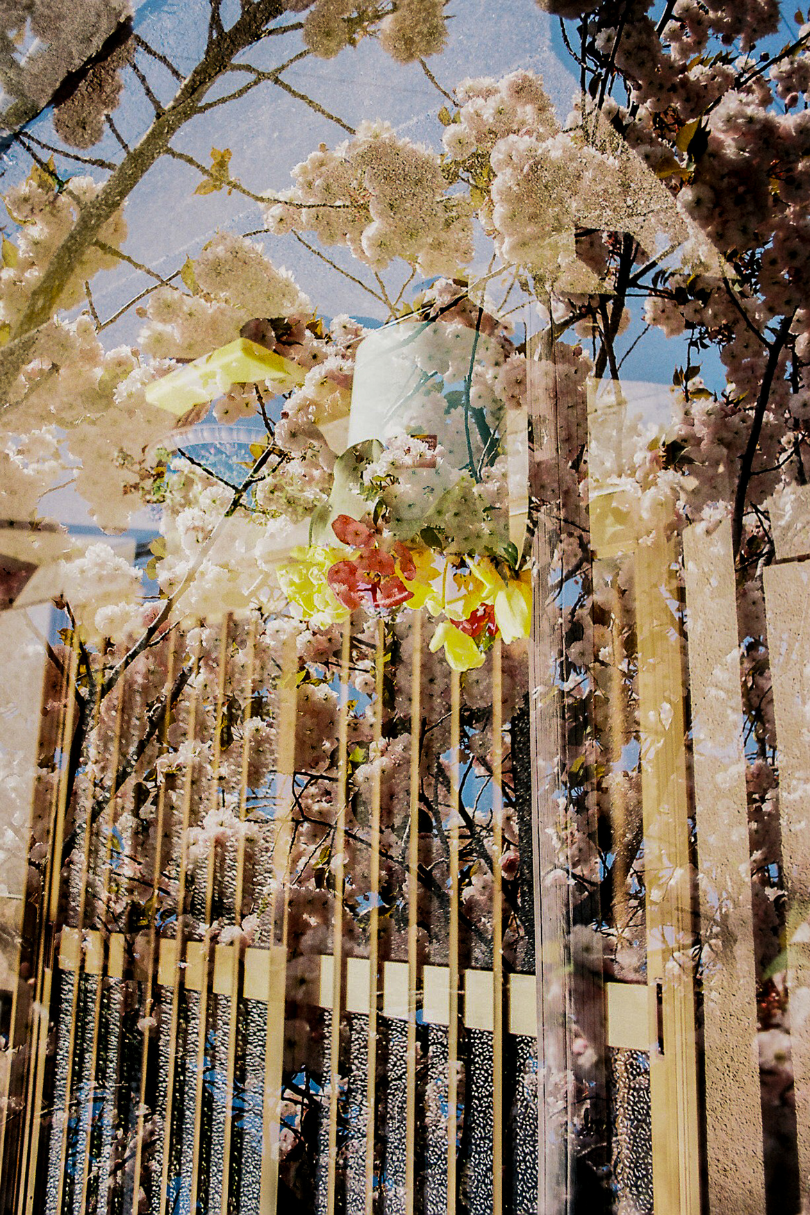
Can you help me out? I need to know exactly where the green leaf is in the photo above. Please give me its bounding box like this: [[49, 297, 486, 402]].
[[180, 257, 199, 294], [438, 105, 453, 125], [675, 117, 700, 154], [29, 155, 58, 192], [500, 540, 520, 571], [419, 526, 443, 549], [194, 147, 233, 195], [1, 237, 17, 268]]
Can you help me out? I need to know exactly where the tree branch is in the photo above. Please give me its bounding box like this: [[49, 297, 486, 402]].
[[61, 662, 193, 866], [732, 316, 792, 557], [0, 0, 288, 408], [291, 231, 386, 304], [99, 442, 279, 700], [269, 73, 355, 133]]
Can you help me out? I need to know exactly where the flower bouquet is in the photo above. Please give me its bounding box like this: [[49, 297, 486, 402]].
[[274, 318, 532, 670]]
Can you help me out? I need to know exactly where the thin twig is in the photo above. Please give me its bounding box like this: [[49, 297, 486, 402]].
[[291, 231, 386, 304], [193, 49, 309, 113], [175, 447, 241, 491], [165, 146, 268, 203], [732, 315, 793, 557], [84, 281, 100, 327], [106, 114, 130, 152], [18, 131, 118, 171], [128, 59, 164, 115], [372, 268, 395, 314], [269, 73, 354, 133], [93, 239, 174, 285], [418, 57, 456, 104], [99, 272, 181, 331], [62, 662, 193, 865], [254, 383, 274, 435], [133, 32, 184, 81], [722, 277, 770, 348], [100, 443, 279, 701], [616, 322, 650, 371]]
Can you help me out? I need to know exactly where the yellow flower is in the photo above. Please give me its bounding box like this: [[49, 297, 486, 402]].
[[440, 561, 486, 622], [276, 546, 349, 625], [401, 551, 485, 621], [472, 558, 532, 644], [399, 547, 443, 613], [429, 621, 486, 671]]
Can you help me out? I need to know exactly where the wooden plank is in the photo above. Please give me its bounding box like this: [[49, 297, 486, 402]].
[[189, 620, 230, 1215], [365, 621, 385, 1215], [605, 984, 650, 1052], [491, 638, 504, 1213], [447, 670, 461, 1215], [0, 608, 49, 1204], [405, 611, 422, 1215], [132, 635, 176, 1215], [763, 559, 810, 1209], [220, 618, 256, 1215], [527, 507, 574, 1215], [260, 628, 299, 1215], [683, 520, 766, 1214], [635, 521, 701, 1215], [325, 622, 352, 1215], [158, 634, 202, 1215], [15, 640, 75, 1215]]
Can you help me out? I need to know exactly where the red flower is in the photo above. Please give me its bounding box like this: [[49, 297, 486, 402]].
[[361, 546, 396, 578], [373, 576, 412, 609], [332, 514, 375, 548], [455, 603, 497, 638], [393, 541, 416, 579], [327, 560, 371, 609], [327, 515, 416, 614]]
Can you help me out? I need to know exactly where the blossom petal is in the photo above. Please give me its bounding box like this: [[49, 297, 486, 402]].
[[428, 622, 486, 671], [332, 513, 375, 547]]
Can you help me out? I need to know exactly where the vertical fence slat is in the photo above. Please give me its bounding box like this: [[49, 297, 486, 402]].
[[189, 619, 231, 1215], [763, 560, 810, 1209], [491, 638, 504, 1214], [259, 625, 299, 1215], [364, 620, 385, 1215], [528, 510, 570, 1215], [158, 633, 202, 1215], [68, 664, 108, 1215], [220, 617, 256, 1215], [635, 523, 701, 1215], [683, 519, 766, 1214], [405, 611, 422, 1215], [56, 646, 116, 1215], [326, 620, 352, 1215], [447, 670, 461, 1215], [18, 638, 78, 1215], [131, 634, 176, 1215], [0, 609, 49, 1209]]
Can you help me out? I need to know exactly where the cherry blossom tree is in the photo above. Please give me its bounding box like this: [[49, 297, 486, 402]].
[[2, 0, 810, 1208]]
